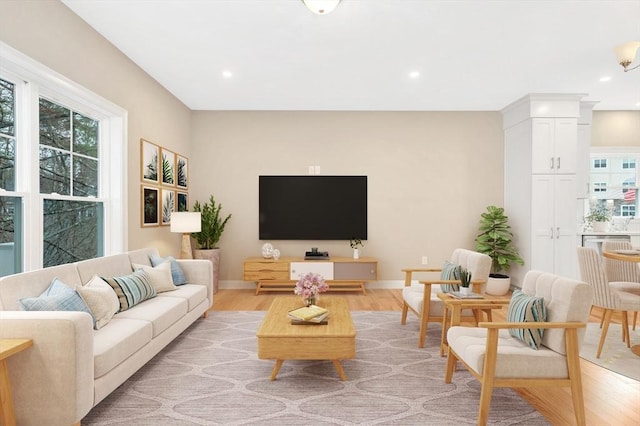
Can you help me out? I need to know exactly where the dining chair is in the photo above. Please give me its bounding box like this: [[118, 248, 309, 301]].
[[400, 248, 491, 348], [445, 270, 593, 426], [577, 247, 640, 357], [601, 240, 640, 330]]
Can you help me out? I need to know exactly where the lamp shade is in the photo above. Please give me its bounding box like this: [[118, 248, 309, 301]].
[[170, 212, 201, 233], [302, 0, 341, 15], [614, 41, 640, 68]]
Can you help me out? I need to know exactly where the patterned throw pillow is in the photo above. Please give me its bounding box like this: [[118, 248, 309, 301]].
[[149, 253, 187, 285], [132, 261, 177, 293], [18, 278, 95, 325], [507, 290, 547, 350], [102, 270, 156, 312], [439, 261, 461, 293], [77, 275, 119, 329]]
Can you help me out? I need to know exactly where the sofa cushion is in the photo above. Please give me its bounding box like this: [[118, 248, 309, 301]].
[[77, 275, 119, 329], [149, 253, 187, 285], [93, 318, 153, 378], [115, 296, 188, 338], [132, 261, 177, 293], [439, 261, 461, 293], [18, 278, 94, 325], [157, 284, 207, 312], [402, 283, 475, 318], [76, 253, 135, 286], [102, 270, 156, 312], [507, 290, 547, 350]]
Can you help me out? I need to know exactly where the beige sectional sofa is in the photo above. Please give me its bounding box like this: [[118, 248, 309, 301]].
[[0, 247, 213, 426]]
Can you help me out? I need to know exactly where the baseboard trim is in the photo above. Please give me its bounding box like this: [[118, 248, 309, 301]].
[[219, 280, 404, 290]]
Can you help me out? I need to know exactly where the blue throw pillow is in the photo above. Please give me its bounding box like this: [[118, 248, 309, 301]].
[[102, 270, 156, 312], [507, 290, 547, 350], [439, 261, 461, 293], [18, 278, 95, 325], [149, 253, 187, 285]]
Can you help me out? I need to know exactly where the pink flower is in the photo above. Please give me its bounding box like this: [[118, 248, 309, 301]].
[[294, 272, 328, 298]]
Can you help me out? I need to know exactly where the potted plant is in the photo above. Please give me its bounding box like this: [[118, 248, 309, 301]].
[[191, 195, 232, 293], [459, 267, 472, 296], [585, 206, 611, 232], [350, 238, 364, 259], [475, 205, 524, 295]]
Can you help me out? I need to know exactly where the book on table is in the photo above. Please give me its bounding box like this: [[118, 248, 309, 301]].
[[289, 311, 329, 325], [449, 291, 484, 299], [288, 305, 329, 321]]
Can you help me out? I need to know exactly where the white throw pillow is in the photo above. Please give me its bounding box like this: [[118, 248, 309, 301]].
[[77, 275, 119, 330], [132, 261, 177, 293]]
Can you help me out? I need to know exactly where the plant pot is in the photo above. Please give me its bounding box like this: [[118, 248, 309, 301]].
[[485, 274, 511, 296], [353, 248, 359, 259], [591, 221, 608, 232], [193, 248, 220, 294], [460, 286, 473, 296]]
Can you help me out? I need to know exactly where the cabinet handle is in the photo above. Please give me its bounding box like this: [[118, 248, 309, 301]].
[[550, 228, 554, 239], [557, 227, 560, 239], [550, 157, 554, 169], [556, 157, 561, 170]]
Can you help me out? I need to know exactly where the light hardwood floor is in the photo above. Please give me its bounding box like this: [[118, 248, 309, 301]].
[[212, 289, 640, 426]]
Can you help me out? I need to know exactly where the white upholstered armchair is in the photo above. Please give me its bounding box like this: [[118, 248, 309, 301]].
[[400, 248, 491, 347], [445, 270, 593, 426]]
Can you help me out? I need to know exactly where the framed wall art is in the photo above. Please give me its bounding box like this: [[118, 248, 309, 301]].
[[177, 191, 188, 212], [140, 139, 160, 184], [176, 154, 189, 189], [160, 148, 176, 186], [161, 188, 175, 226], [141, 185, 159, 227]]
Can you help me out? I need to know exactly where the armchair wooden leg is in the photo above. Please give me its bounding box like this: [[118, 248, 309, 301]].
[[621, 310, 630, 347], [444, 348, 457, 383], [566, 328, 586, 426], [633, 312, 638, 331], [401, 302, 408, 325], [597, 309, 613, 358], [418, 313, 429, 348], [478, 329, 499, 426]]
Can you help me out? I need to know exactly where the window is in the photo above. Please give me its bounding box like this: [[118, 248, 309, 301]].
[[593, 159, 607, 168], [593, 182, 607, 192], [621, 204, 636, 217], [622, 159, 636, 169], [0, 43, 126, 276]]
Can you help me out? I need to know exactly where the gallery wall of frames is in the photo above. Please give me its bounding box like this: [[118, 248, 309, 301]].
[[140, 139, 189, 227]]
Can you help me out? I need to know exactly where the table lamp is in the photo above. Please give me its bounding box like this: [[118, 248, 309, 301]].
[[170, 212, 201, 259]]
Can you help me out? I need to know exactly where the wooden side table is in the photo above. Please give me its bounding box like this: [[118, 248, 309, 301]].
[[0, 339, 33, 426], [437, 293, 510, 356]]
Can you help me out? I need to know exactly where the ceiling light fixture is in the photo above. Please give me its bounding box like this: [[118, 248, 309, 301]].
[[302, 0, 341, 15], [614, 41, 640, 72]]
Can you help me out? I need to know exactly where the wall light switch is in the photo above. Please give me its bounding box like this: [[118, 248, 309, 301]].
[[308, 165, 315, 175], [421, 256, 428, 265], [314, 165, 321, 175]]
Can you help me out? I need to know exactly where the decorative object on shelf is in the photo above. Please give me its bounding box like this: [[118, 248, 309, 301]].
[[191, 195, 232, 294], [272, 249, 281, 261], [350, 238, 364, 260], [262, 243, 274, 258], [614, 41, 640, 72], [294, 272, 328, 306], [459, 267, 473, 296], [475, 205, 524, 296], [302, 0, 341, 15], [170, 211, 201, 259], [585, 206, 611, 232]]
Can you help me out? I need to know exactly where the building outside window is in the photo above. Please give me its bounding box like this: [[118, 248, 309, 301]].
[[588, 149, 639, 219], [593, 158, 607, 168], [593, 182, 607, 192], [622, 158, 636, 169]]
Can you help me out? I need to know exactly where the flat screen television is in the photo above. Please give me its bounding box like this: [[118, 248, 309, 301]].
[[259, 175, 367, 240]]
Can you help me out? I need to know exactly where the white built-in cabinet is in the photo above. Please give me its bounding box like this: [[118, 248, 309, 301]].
[[502, 94, 595, 287]]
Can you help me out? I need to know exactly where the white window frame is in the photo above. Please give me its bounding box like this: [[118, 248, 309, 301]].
[[593, 158, 607, 168], [593, 182, 607, 192], [0, 42, 127, 271]]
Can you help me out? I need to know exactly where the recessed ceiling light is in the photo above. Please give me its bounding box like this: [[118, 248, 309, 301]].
[[599, 76, 611, 82], [222, 70, 233, 78], [409, 71, 420, 79], [636, 101, 640, 107]]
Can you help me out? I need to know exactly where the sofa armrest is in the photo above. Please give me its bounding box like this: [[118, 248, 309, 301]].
[[176, 259, 214, 304], [0, 311, 94, 426]]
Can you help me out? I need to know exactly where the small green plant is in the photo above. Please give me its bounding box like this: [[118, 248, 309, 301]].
[[191, 195, 231, 249], [476, 205, 524, 276], [350, 238, 364, 249], [459, 267, 472, 288], [585, 207, 611, 224]]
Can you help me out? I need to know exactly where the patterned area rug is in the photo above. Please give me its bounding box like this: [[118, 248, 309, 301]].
[[83, 311, 549, 425], [579, 322, 640, 381]]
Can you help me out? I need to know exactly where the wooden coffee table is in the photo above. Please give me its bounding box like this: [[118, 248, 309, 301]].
[[256, 296, 356, 381]]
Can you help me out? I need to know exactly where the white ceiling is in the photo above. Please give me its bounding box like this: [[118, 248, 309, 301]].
[[61, 0, 640, 111]]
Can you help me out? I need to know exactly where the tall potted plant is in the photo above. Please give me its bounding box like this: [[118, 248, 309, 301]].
[[475, 205, 524, 295], [191, 195, 232, 293]]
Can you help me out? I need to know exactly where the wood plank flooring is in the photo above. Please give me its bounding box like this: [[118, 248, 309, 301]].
[[211, 289, 640, 426]]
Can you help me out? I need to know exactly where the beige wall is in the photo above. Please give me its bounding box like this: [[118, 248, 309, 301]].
[[0, 0, 191, 257], [592, 111, 640, 147], [190, 111, 504, 281]]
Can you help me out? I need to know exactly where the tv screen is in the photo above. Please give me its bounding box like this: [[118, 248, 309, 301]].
[[259, 175, 367, 240]]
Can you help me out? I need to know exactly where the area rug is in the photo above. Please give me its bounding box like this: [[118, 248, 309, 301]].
[[579, 322, 640, 381], [83, 311, 548, 425]]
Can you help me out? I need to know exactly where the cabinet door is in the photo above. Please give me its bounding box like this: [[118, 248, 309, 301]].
[[531, 175, 555, 272], [290, 262, 334, 280], [553, 118, 578, 174], [532, 119, 554, 174], [334, 262, 377, 280], [554, 175, 578, 278]]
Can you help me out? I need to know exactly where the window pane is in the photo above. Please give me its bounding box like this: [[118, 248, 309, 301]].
[[40, 98, 71, 150], [43, 199, 103, 267], [74, 156, 98, 197], [40, 147, 71, 195], [0, 136, 15, 191], [73, 112, 98, 157], [0, 196, 22, 277], [0, 79, 15, 136]]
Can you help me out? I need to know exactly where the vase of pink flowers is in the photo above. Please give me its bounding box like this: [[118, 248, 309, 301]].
[[294, 272, 329, 306]]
